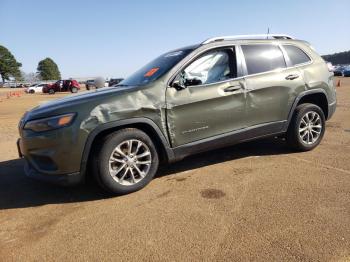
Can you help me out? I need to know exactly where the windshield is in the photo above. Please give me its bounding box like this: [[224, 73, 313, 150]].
[[120, 47, 195, 86]]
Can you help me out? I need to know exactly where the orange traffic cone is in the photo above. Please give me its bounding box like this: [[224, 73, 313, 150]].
[[337, 80, 341, 87]]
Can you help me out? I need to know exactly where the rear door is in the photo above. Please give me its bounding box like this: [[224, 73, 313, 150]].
[[241, 44, 305, 127], [166, 47, 247, 147]]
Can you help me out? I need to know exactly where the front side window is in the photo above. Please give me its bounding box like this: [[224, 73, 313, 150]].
[[283, 45, 311, 66], [177, 49, 236, 87], [241, 44, 286, 75]]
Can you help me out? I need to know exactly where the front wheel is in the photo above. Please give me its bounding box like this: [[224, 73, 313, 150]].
[[287, 103, 325, 151], [71, 87, 78, 93], [48, 89, 55, 95], [93, 128, 159, 195]]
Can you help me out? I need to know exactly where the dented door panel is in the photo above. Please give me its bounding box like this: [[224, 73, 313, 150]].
[[244, 68, 306, 127], [166, 79, 246, 147]]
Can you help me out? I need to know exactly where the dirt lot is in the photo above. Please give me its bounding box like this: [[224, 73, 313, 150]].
[[0, 79, 349, 261]]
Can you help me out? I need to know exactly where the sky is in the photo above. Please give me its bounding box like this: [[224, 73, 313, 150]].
[[1, 0, 349, 79]]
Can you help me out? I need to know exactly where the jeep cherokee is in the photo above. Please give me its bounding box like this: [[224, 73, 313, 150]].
[[17, 34, 337, 195]]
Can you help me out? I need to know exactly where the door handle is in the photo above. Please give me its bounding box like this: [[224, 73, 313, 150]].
[[224, 85, 241, 92], [285, 74, 299, 80]]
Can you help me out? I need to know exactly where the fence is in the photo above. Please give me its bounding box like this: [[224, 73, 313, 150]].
[[0, 80, 56, 88]]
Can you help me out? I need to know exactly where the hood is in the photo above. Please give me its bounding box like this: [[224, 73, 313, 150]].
[[27, 86, 137, 119]]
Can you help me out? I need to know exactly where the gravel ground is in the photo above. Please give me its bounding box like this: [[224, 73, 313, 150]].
[[0, 78, 349, 261]]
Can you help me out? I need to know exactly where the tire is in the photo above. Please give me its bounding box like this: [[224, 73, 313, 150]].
[[29, 89, 35, 94], [93, 128, 159, 195], [287, 103, 325, 151], [48, 89, 55, 95], [71, 87, 78, 93]]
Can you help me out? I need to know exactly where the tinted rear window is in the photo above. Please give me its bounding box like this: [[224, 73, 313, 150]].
[[283, 45, 311, 66], [241, 44, 286, 75]]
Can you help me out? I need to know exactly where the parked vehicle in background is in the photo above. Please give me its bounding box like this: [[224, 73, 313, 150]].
[[43, 79, 80, 94], [85, 79, 95, 90], [17, 34, 337, 195], [85, 79, 109, 90], [333, 65, 345, 76], [109, 78, 124, 87], [343, 66, 350, 77], [26, 83, 47, 94]]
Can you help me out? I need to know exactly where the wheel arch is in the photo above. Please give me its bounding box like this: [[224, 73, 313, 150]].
[[80, 118, 175, 178], [285, 89, 329, 131]]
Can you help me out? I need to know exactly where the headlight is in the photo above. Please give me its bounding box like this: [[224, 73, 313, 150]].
[[24, 113, 76, 132]]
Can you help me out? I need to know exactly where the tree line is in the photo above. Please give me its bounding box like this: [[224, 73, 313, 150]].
[[0, 44, 61, 83], [322, 50, 350, 65]]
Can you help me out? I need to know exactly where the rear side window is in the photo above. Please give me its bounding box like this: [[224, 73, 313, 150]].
[[241, 45, 286, 75], [283, 45, 311, 66]]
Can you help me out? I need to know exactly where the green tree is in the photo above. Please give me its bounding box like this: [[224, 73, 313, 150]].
[[37, 57, 61, 80], [0, 45, 22, 82], [322, 50, 350, 65]]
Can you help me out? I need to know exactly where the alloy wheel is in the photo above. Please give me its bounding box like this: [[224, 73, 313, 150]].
[[298, 111, 322, 145], [108, 139, 152, 186]]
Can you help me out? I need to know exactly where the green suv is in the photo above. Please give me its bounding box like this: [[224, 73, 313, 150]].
[[17, 34, 336, 194]]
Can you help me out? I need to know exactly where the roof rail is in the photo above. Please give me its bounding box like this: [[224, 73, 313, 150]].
[[202, 34, 294, 44]]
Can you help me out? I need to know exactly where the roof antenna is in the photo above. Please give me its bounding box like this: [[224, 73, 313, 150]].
[[266, 27, 270, 39]]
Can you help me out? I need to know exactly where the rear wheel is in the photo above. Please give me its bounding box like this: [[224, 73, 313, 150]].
[[287, 103, 325, 151], [93, 128, 159, 195]]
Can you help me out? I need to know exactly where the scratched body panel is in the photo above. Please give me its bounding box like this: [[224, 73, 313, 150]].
[[166, 79, 246, 147], [244, 68, 306, 126], [20, 84, 167, 174]]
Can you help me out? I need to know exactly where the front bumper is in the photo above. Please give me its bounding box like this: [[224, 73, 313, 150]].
[[24, 159, 84, 186], [17, 138, 85, 186]]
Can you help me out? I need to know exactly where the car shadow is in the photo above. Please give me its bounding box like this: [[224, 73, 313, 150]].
[[159, 137, 291, 177], [0, 137, 292, 210], [0, 158, 109, 210]]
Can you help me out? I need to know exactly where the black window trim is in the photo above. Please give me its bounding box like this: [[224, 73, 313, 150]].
[[239, 43, 288, 77], [167, 45, 245, 89], [280, 44, 313, 68]]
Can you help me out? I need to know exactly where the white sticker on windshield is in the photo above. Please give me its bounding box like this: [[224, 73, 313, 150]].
[[165, 51, 183, 57]]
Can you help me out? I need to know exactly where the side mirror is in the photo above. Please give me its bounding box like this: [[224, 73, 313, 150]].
[[185, 78, 202, 86], [172, 80, 186, 91]]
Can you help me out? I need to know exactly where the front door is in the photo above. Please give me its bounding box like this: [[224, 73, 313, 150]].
[[166, 48, 246, 147]]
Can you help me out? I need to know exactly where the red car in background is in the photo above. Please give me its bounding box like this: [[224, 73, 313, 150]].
[[43, 80, 80, 94]]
